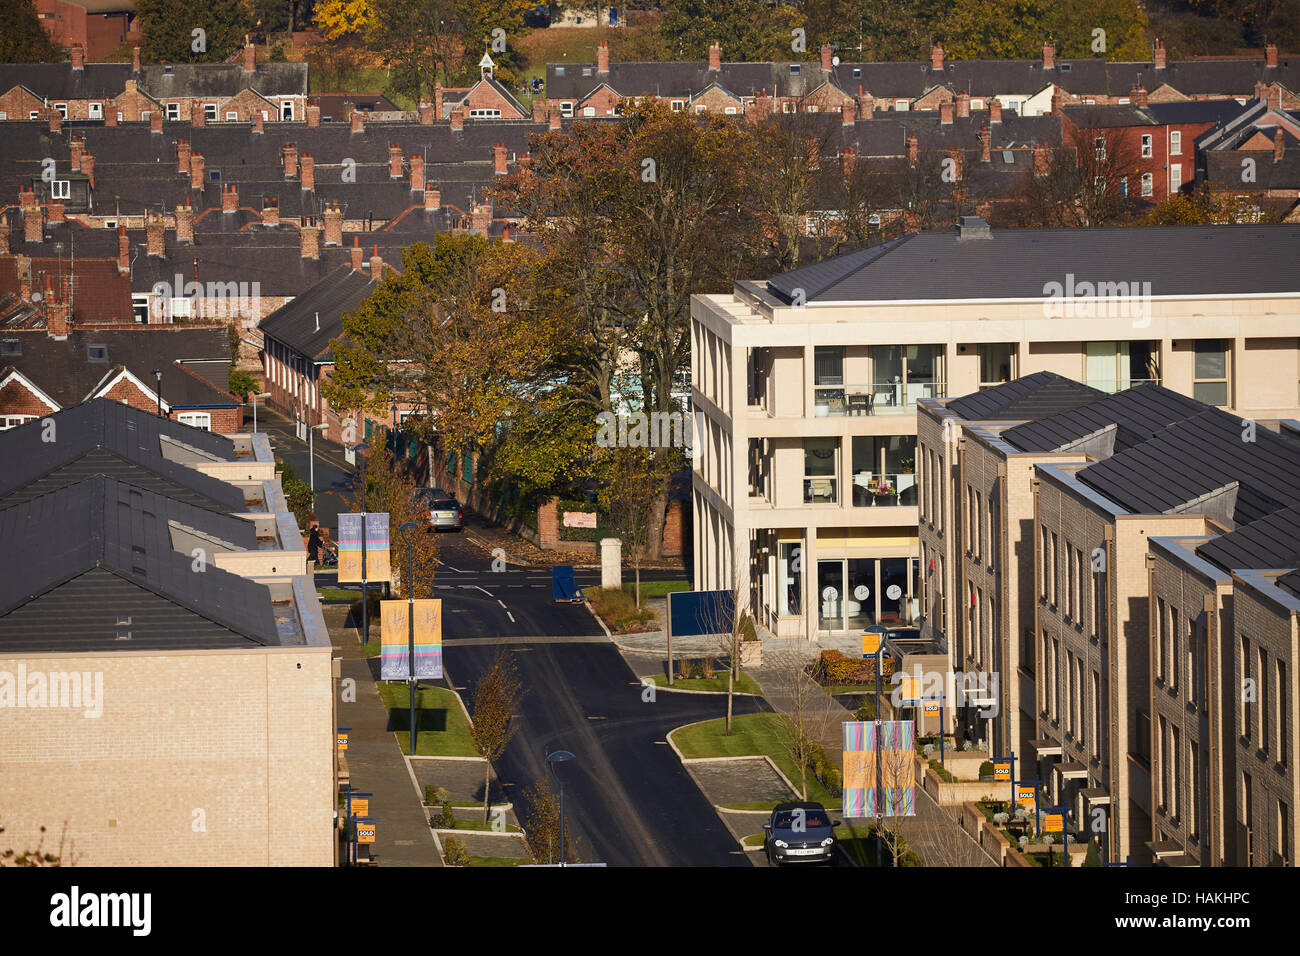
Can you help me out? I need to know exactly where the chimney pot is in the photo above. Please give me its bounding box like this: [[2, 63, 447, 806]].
[[189, 151, 205, 190], [244, 40, 256, 73], [956, 90, 970, 118], [598, 40, 610, 74], [177, 138, 191, 174], [389, 143, 403, 178], [176, 200, 194, 243], [71, 45, 84, 70], [351, 109, 365, 132], [283, 142, 299, 179], [1130, 84, 1148, 108], [301, 223, 320, 260], [931, 43, 944, 71], [146, 213, 165, 257], [410, 154, 425, 191], [222, 183, 239, 213], [989, 97, 1002, 123], [301, 152, 315, 191], [709, 42, 721, 72], [261, 197, 279, 227], [419, 101, 434, 125], [307, 103, 320, 127], [450, 106, 464, 132], [1042, 42, 1055, 71], [323, 202, 343, 245], [369, 245, 382, 281], [1266, 43, 1279, 68], [493, 141, 508, 175], [426, 183, 441, 210], [821, 43, 833, 72], [1153, 38, 1166, 69], [350, 236, 363, 271]]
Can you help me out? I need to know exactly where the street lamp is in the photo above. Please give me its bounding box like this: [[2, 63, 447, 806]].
[[251, 391, 270, 433], [354, 441, 371, 650], [400, 520, 419, 753], [152, 369, 162, 417], [546, 750, 576, 865], [308, 422, 328, 508]]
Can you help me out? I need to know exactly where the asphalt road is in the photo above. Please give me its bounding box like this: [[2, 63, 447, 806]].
[[245, 404, 354, 533], [447, 639, 769, 867]]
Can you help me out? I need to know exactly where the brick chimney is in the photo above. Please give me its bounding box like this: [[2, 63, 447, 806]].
[[1270, 85, 1283, 110], [821, 43, 834, 72], [989, 97, 1002, 123], [1042, 42, 1055, 71], [598, 40, 609, 74], [502, 224, 512, 242], [146, 212, 165, 256], [1050, 89, 1065, 114], [23, 193, 42, 242], [106, 109, 117, 127], [301, 152, 314, 191], [858, 85, 873, 118], [532, 95, 547, 123], [907, 133, 918, 167], [709, 42, 721, 72], [150, 110, 162, 132], [369, 244, 382, 281], [842, 103, 854, 126], [410, 154, 425, 191], [222, 183, 238, 212], [177, 138, 190, 174], [48, 109, 62, 134], [549, 107, 561, 130], [261, 197, 279, 227], [190, 152, 204, 190], [1153, 38, 1166, 70], [350, 236, 363, 271], [947, 147, 963, 181], [69, 135, 83, 171], [956, 90, 970, 118], [471, 201, 491, 235], [47, 200, 64, 223], [978, 123, 990, 162], [117, 224, 129, 273], [435, 83, 444, 119], [841, 145, 856, 180], [493, 141, 508, 175], [176, 199, 193, 243], [389, 143, 403, 178], [253, 109, 264, 133], [1034, 142, 1051, 175], [18, 258, 31, 299], [450, 106, 465, 132], [0, 216, 8, 256], [71, 44, 84, 70], [132, 45, 140, 73], [930, 43, 944, 71], [1276, 129, 1286, 162], [426, 183, 441, 210], [1266, 43, 1279, 68], [307, 103, 320, 127], [244, 39, 256, 73], [1255, 80, 1269, 101], [45, 276, 70, 338], [351, 109, 365, 132], [1130, 84, 1148, 108], [420, 101, 435, 125], [80, 150, 94, 187], [191, 101, 205, 127], [301, 223, 319, 259], [940, 101, 954, 124], [323, 202, 343, 245], [283, 142, 298, 179]]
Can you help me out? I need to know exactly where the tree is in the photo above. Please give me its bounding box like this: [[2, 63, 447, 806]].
[[767, 642, 839, 800], [698, 566, 759, 735], [312, 0, 376, 41], [367, 0, 461, 103], [657, 0, 808, 62], [1008, 122, 1145, 227], [134, 0, 246, 63], [596, 447, 671, 608], [228, 367, 257, 400], [468, 649, 523, 825], [746, 115, 834, 273], [520, 779, 577, 864], [0, 0, 63, 62]]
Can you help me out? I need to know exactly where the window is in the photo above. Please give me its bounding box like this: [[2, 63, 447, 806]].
[[1141, 172, 1154, 196], [204, 103, 218, 121], [178, 412, 212, 430], [54, 103, 67, 118], [50, 180, 70, 200], [1141, 134, 1153, 157], [1094, 136, 1106, 162], [1051, 532, 1060, 605], [0, 339, 20, 356], [1171, 130, 1182, 154], [86, 344, 108, 362], [894, 99, 908, 111], [694, 104, 705, 114], [724, 106, 737, 115], [1242, 772, 1254, 865], [1193, 339, 1229, 406], [1041, 525, 1051, 599], [978, 343, 1014, 388], [790, 64, 801, 74], [1156, 598, 1167, 680], [1169, 607, 1178, 691], [1085, 341, 1159, 392], [166, 103, 181, 121], [469, 108, 502, 118], [1120, 176, 1128, 197], [670, 100, 684, 112], [850, 435, 917, 507], [280, 101, 294, 121], [1189, 744, 1200, 838], [1279, 801, 1291, 866], [29, 111, 39, 120], [225, 111, 238, 121], [1092, 672, 1102, 759], [803, 437, 838, 504], [88, 102, 102, 119], [1279, 660, 1289, 767], [869, 344, 943, 412], [560, 102, 574, 117], [554, 67, 564, 76], [1241, 635, 1251, 741], [1259, 647, 1269, 753], [1170, 162, 1182, 189]]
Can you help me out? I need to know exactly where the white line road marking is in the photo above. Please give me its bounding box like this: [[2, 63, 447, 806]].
[[474, 586, 492, 596], [497, 599, 507, 609], [507, 611, 516, 623]]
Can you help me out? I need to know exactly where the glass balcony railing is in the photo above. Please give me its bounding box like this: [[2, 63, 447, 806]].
[[851, 472, 919, 507], [1085, 377, 1160, 395], [814, 382, 946, 416]]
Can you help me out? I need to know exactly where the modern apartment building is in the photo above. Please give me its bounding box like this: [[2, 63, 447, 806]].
[[692, 218, 1300, 645]]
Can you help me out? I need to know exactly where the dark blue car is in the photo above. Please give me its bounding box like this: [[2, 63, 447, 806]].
[[763, 801, 840, 866]]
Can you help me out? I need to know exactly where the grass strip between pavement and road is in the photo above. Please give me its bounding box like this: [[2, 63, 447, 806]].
[[647, 672, 764, 695], [377, 682, 477, 757]]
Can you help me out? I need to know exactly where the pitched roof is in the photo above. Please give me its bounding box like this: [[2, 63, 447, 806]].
[[765, 223, 1300, 303], [0, 475, 280, 652], [258, 262, 379, 359], [1196, 503, 1300, 571], [0, 255, 133, 325], [1002, 384, 1208, 453], [944, 371, 1105, 421]]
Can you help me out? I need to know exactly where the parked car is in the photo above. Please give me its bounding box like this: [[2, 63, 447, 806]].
[[763, 801, 840, 866], [428, 497, 463, 531], [413, 487, 453, 503]]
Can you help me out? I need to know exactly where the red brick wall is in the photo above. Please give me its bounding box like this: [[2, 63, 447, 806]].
[[0, 86, 45, 120], [537, 499, 559, 549], [661, 499, 684, 556], [576, 86, 621, 117], [461, 82, 528, 118], [0, 379, 55, 418]]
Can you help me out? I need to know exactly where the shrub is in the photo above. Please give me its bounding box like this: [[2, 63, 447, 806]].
[[978, 760, 995, 778], [228, 367, 257, 399], [350, 590, 381, 627], [688, 658, 705, 680], [440, 800, 457, 829], [586, 586, 656, 633], [442, 837, 469, 866], [738, 612, 758, 642], [424, 785, 437, 805], [702, 656, 715, 679], [853, 697, 874, 721], [929, 759, 956, 782], [812, 649, 874, 685]]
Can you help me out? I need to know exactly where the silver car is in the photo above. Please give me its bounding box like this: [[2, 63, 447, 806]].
[[428, 498, 463, 531]]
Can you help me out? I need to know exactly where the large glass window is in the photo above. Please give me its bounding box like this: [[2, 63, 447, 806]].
[[813, 556, 916, 632], [803, 438, 838, 503], [846, 559, 875, 630], [818, 560, 845, 632], [870, 345, 943, 413], [779, 542, 802, 616], [1194, 339, 1229, 406], [1085, 341, 1159, 392], [814, 346, 846, 416], [978, 343, 1014, 388], [850, 435, 917, 506]]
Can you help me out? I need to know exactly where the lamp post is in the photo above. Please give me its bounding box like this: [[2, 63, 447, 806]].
[[152, 369, 162, 417], [546, 750, 576, 865], [309, 422, 328, 509], [400, 520, 419, 753], [354, 441, 371, 649], [251, 391, 270, 433]]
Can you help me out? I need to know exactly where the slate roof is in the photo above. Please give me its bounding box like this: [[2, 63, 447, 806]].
[[943, 371, 1105, 421], [1196, 503, 1300, 571], [258, 263, 380, 360], [0, 326, 235, 409], [0, 255, 133, 325], [1002, 385, 1209, 453], [1076, 408, 1300, 524], [308, 92, 401, 118], [0, 397, 240, 506], [765, 223, 1300, 303], [1277, 568, 1300, 598], [0, 474, 280, 652], [0, 63, 131, 101], [139, 61, 308, 99]]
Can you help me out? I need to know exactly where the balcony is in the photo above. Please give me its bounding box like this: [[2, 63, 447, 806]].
[[814, 382, 945, 416]]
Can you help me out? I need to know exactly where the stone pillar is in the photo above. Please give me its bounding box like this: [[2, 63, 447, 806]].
[[601, 537, 623, 590]]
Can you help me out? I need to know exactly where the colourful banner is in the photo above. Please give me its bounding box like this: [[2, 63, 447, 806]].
[[337, 512, 392, 584], [897, 675, 922, 705], [380, 599, 443, 680], [842, 720, 916, 819]]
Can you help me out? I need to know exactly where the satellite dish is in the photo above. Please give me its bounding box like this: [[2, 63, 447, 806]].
[[832, 55, 841, 67]]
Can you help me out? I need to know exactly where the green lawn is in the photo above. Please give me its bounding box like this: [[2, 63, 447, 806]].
[[318, 587, 359, 602], [742, 832, 765, 848], [622, 580, 691, 600], [437, 818, 522, 833], [670, 713, 832, 806], [721, 800, 781, 811], [468, 855, 529, 867], [378, 683, 477, 756], [648, 672, 763, 695]]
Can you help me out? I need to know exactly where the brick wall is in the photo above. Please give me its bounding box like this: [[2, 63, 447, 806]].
[[0, 378, 56, 418]]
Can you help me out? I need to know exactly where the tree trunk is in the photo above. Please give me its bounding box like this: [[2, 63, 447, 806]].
[[635, 557, 642, 609], [725, 667, 734, 735], [645, 489, 668, 560], [483, 760, 492, 825]]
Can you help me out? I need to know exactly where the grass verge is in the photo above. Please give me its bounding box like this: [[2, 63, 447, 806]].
[[648, 672, 763, 695], [378, 683, 477, 756]]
